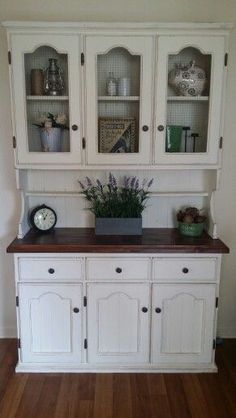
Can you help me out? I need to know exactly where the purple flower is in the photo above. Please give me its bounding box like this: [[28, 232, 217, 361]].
[[112, 174, 117, 188], [86, 176, 92, 187], [108, 172, 117, 188], [108, 172, 113, 185], [130, 176, 136, 189], [147, 178, 154, 188], [142, 178, 147, 187], [96, 179, 102, 188], [78, 180, 85, 190], [124, 176, 130, 188], [135, 178, 139, 189]]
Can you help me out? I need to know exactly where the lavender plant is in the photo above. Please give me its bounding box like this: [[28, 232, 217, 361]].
[[78, 173, 154, 218]]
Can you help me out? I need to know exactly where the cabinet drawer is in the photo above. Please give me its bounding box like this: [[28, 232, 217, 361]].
[[153, 258, 217, 281], [87, 258, 150, 280], [18, 258, 83, 281]]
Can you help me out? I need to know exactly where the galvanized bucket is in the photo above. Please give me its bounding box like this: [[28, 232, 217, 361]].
[[40, 127, 62, 152]]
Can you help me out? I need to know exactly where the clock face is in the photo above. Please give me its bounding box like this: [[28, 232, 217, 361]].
[[31, 205, 57, 232]]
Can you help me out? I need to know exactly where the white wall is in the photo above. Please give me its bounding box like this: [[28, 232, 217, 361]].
[[0, 0, 236, 337]]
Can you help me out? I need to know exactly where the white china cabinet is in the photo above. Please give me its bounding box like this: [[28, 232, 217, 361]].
[[4, 22, 231, 168], [3, 22, 232, 374]]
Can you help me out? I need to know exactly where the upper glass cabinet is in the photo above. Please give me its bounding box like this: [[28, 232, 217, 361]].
[[10, 34, 82, 166], [85, 36, 154, 165], [155, 36, 225, 165]]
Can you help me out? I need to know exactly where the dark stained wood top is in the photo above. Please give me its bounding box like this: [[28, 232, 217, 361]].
[[7, 228, 229, 254]]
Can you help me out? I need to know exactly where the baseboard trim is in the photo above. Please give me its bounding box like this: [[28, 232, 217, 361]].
[[15, 362, 218, 374], [217, 327, 236, 338], [0, 327, 17, 338]]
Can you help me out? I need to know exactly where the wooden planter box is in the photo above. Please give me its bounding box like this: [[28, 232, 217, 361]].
[[95, 218, 142, 235]]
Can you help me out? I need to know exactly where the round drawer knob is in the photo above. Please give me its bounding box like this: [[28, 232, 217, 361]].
[[141, 307, 148, 313], [142, 125, 149, 132], [182, 267, 189, 274], [157, 125, 165, 132], [48, 268, 55, 274], [155, 307, 162, 313], [73, 307, 79, 313], [116, 267, 122, 273], [71, 124, 78, 131]]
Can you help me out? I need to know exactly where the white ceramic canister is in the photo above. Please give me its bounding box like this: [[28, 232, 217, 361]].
[[118, 78, 131, 96]]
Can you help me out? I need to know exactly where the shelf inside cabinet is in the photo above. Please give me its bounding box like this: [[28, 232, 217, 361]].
[[26, 96, 69, 101], [98, 96, 140, 102], [167, 96, 209, 102]]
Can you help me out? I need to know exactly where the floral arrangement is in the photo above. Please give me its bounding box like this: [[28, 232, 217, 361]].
[[78, 173, 154, 218], [33, 112, 69, 130], [177, 207, 207, 224]]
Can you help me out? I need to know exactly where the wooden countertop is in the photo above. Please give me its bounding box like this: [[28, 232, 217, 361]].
[[7, 228, 229, 254]]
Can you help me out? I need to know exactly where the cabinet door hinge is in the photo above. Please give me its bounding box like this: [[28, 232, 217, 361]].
[[16, 296, 19, 307], [82, 137, 86, 149], [13, 136, 17, 149], [8, 51, 11, 65], [213, 339, 216, 350], [224, 53, 228, 67], [84, 338, 88, 349], [83, 296, 87, 307], [215, 297, 219, 308], [17, 338, 21, 349], [219, 137, 223, 149], [81, 53, 85, 66]]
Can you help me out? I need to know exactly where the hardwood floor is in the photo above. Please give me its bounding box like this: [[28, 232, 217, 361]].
[[0, 339, 236, 418]]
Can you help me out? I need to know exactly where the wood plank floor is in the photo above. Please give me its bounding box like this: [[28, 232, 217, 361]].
[[0, 339, 236, 418]]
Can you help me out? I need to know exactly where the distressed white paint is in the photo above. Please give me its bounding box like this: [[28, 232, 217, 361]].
[[87, 282, 150, 363], [151, 283, 216, 363], [0, 15, 234, 344], [18, 283, 83, 363], [13, 253, 222, 371]]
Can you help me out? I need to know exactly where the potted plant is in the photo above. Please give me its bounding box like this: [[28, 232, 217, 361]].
[[33, 112, 68, 152], [177, 207, 207, 237], [79, 173, 153, 235]]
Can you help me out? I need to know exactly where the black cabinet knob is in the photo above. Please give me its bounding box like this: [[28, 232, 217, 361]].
[[71, 124, 78, 131], [155, 307, 161, 313], [48, 268, 55, 274], [141, 307, 148, 313], [73, 307, 79, 313], [142, 125, 149, 132], [116, 267, 122, 273], [182, 267, 189, 274], [157, 125, 165, 132]]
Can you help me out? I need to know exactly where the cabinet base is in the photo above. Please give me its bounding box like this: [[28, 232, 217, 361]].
[[15, 362, 218, 373]]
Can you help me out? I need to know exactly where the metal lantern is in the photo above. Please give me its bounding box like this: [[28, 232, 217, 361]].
[[44, 58, 64, 96]]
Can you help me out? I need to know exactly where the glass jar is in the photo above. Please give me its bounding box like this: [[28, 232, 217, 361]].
[[106, 72, 117, 96]]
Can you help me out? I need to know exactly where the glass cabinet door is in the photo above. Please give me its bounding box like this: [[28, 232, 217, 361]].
[[11, 34, 82, 166], [85, 36, 154, 165], [155, 36, 225, 166]]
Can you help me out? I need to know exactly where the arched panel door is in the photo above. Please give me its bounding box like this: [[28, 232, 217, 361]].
[[151, 284, 216, 364], [10, 34, 82, 166], [87, 283, 150, 363], [155, 35, 226, 166], [18, 284, 83, 363], [85, 36, 154, 165]]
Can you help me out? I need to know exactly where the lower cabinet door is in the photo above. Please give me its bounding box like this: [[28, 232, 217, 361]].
[[19, 284, 83, 363], [151, 284, 216, 364], [87, 283, 150, 364]]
